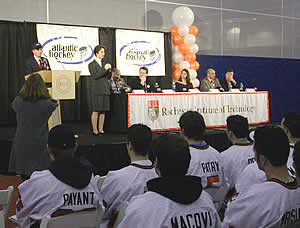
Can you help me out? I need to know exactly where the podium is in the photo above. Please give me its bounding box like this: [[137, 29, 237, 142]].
[[24, 70, 81, 129]]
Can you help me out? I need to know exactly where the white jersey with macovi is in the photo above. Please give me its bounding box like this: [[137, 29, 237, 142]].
[[187, 144, 225, 188], [221, 144, 255, 189], [223, 178, 300, 228], [287, 145, 296, 177], [100, 160, 157, 226], [118, 190, 221, 228], [16, 170, 101, 228]]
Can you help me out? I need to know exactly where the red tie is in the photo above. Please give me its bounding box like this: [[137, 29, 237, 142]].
[[39, 59, 43, 70]]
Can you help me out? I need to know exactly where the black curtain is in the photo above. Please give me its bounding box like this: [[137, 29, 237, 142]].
[[0, 21, 37, 124]]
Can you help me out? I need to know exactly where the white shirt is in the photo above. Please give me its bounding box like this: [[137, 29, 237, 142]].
[[16, 170, 101, 228], [118, 190, 221, 228], [100, 160, 157, 226], [221, 143, 255, 189], [223, 178, 300, 228], [95, 57, 102, 67], [187, 144, 225, 188]]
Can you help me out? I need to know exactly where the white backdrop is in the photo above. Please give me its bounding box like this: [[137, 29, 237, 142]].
[[37, 24, 99, 75], [116, 29, 165, 76]]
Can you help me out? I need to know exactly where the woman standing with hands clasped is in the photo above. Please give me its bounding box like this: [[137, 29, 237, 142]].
[[88, 45, 112, 135], [9, 73, 57, 180]]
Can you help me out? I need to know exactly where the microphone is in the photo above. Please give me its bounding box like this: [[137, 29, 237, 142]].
[[54, 56, 65, 70]]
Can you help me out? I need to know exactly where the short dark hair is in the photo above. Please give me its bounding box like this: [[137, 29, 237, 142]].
[[293, 141, 300, 176], [254, 126, 290, 166], [282, 112, 300, 138], [139, 67, 148, 74], [94, 45, 105, 56], [152, 134, 190, 176], [179, 111, 206, 141], [226, 69, 234, 73], [128, 124, 152, 156], [48, 125, 76, 159], [227, 115, 249, 138]]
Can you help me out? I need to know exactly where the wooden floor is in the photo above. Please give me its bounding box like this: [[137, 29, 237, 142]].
[[0, 175, 22, 228]]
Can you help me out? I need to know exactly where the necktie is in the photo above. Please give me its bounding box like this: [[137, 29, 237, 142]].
[[39, 59, 43, 70]]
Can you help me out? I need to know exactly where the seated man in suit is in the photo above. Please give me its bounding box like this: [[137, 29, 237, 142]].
[[25, 42, 51, 75], [129, 67, 161, 93], [219, 69, 240, 91], [109, 68, 131, 94], [200, 68, 224, 92], [16, 125, 102, 228]]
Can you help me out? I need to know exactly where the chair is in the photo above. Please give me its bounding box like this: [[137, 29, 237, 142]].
[[94, 175, 106, 191], [0, 186, 14, 228], [205, 183, 230, 202], [113, 201, 128, 228], [39, 205, 105, 228]]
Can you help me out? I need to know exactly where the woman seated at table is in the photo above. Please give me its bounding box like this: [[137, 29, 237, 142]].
[[175, 69, 194, 92]]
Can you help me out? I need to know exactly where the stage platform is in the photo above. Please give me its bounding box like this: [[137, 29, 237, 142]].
[[0, 121, 279, 176]]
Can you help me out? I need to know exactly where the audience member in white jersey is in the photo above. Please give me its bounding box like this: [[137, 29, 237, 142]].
[[118, 134, 222, 228], [281, 112, 300, 176], [16, 125, 102, 228], [223, 126, 300, 228], [221, 115, 254, 190], [100, 124, 157, 227], [179, 111, 225, 188]]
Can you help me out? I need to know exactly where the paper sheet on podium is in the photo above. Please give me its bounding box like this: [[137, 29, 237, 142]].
[[52, 70, 75, 99]]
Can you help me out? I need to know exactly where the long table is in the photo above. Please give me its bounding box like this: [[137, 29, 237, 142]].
[[105, 91, 270, 132]]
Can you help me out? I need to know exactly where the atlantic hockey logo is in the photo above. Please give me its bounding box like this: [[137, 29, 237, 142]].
[[147, 100, 159, 121]]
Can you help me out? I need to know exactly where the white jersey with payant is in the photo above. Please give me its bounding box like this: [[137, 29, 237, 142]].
[[221, 144, 255, 189], [118, 190, 221, 228], [223, 178, 300, 228], [100, 160, 157, 226], [187, 144, 225, 188], [16, 170, 101, 228]]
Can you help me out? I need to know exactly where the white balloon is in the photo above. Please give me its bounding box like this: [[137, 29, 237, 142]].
[[190, 43, 199, 53], [172, 52, 184, 63], [172, 45, 179, 54], [178, 25, 189, 36], [189, 69, 197, 80], [172, 7, 194, 26], [184, 34, 196, 45], [179, 61, 190, 71], [192, 79, 200, 88]]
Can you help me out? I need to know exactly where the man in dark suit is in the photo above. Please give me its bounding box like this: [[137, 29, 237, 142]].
[[109, 68, 131, 94], [219, 69, 240, 92], [24, 42, 51, 75]]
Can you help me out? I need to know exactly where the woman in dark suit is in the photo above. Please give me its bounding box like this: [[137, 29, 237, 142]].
[[88, 45, 112, 135], [9, 73, 57, 180], [175, 69, 194, 92]]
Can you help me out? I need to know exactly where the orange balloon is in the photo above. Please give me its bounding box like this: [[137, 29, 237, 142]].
[[184, 52, 196, 64], [178, 43, 190, 55], [172, 62, 180, 72], [173, 70, 181, 81], [190, 61, 200, 70], [172, 33, 184, 46], [169, 26, 178, 34], [189, 26, 199, 36]]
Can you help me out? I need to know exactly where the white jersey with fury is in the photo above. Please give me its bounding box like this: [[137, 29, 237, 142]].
[[223, 179, 300, 228], [16, 170, 101, 228], [118, 190, 221, 228], [100, 160, 157, 226], [187, 145, 225, 188], [221, 144, 255, 189]]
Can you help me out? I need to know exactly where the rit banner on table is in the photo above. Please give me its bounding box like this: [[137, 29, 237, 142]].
[[128, 92, 269, 131], [37, 24, 99, 75]]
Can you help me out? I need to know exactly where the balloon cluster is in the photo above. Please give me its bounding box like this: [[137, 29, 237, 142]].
[[170, 7, 200, 87]]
